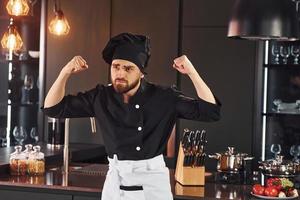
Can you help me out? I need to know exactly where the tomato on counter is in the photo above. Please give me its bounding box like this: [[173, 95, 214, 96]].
[[252, 184, 265, 195], [264, 186, 279, 197], [267, 178, 282, 191], [251, 178, 298, 198]]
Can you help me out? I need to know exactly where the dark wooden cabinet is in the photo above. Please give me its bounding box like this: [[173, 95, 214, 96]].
[[43, 0, 258, 171], [110, 0, 179, 86], [183, 0, 236, 27], [73, 196, 100, 200], [179, 27, 256, 170], [45, 0, 180, 155], [180, 0, 257, 170], [0, 189, 72, 200], [46, 0, 111, 145]]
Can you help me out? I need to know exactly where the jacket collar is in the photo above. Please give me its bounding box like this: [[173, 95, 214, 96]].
[[110, 78, 154, 105]]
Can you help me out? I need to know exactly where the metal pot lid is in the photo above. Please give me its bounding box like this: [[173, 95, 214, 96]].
[[219, 147, 249, 156], [259, 155, 299, 166]]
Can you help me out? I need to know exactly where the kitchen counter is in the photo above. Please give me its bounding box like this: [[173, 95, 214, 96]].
[[0, 143, 106, 173], [0, 163, 259, 200]]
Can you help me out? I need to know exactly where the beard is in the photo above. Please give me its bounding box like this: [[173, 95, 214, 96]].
[[112, 77, 140, 94]]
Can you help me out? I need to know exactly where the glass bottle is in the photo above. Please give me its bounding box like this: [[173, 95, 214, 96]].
[[9, 145, 27, 175], [22, 144, 33, 159], [28, 145, 45, 175]]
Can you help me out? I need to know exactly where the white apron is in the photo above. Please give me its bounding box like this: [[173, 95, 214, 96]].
[[101, 154, 173, 200]]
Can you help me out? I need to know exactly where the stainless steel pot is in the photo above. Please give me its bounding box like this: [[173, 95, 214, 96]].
[[259, 156, 300, 177], [209, 147, 254, 173]]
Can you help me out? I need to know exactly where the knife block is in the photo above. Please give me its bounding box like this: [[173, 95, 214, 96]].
[[175, 182, 205, 197], [175, 142, 205, 186]]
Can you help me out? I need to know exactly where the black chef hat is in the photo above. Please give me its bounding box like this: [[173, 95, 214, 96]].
[[102, 33, 151, 73]]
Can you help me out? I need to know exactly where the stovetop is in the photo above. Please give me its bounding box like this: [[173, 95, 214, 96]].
[[213, 171, 300, 189]]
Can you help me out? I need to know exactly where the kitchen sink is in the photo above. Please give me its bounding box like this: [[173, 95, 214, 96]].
[[48, 165, 83, 172], [47, 163, 107, 176]]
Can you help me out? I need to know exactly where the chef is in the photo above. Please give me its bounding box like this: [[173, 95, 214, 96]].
[[42, 33, 221, 200]]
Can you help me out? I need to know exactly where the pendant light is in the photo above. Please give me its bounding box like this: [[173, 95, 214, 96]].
[[227, 0, 300, 41], [6, 0, 30, 16], [48, 0, 70, 36], [1, 18, 23, 51]]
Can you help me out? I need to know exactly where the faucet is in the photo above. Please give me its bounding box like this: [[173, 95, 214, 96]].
[[63, 117, 97, 174]]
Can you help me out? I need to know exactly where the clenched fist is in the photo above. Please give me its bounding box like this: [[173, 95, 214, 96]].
[[61, 56, 88, 75], [173, 55, 196, 75]]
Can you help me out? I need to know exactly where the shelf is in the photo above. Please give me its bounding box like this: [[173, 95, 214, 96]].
[[0, 15, 38, 22], [262, 111, 300, 116], [0, 59, 39, 65], [263, 64, 300, 69], [0, 103, 39, 107]]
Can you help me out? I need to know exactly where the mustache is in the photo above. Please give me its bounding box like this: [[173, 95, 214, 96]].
[[115, 78, 127, 82]]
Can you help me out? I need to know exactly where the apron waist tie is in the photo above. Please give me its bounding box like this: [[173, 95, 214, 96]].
[[105, 154, 165, 200]]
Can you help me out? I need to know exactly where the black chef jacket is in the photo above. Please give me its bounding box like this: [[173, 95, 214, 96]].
[[42, 79, 221, 160]]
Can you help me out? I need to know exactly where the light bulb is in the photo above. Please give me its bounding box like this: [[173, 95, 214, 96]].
[[1, 19, 23, 51], [49, 10, 70, 36], [7, 34, 17, 49], [6, 0, 30, 16]]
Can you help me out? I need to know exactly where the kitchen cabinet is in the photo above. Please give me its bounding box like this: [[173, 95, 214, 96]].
[[0, 189, 72, 200], [179, 0, 257, 171], [46, 0, 111, 145], [110, 0, 179, 160], [258, 40, 300, 161], [73, 196, 99, 200], [183, 0, 236, 27], [110, 0, 179, 86], [180, 27, 256, 170]]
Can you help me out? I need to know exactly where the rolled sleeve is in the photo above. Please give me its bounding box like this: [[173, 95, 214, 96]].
[[41, 84, 102, 118], [41, 98, 67, 118], [172, 86, 222, 122]]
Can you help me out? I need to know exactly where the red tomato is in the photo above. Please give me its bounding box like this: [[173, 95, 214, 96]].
[[252, 184, 265, 195], [266, 178, 282, 191], [264, 186, 279, 197]]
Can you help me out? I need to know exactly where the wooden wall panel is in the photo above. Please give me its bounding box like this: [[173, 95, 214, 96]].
[[180, 27, 256, 170], [46, 0, 111, 144], [183, 0, 236, 27], [43, 0, 258, 168], [110, 0, 179, 86]]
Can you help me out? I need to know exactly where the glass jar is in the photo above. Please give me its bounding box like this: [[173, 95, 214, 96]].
[[9, 145, 27, 175], [22, 144, 33, 159], [28, 145, 45, 175]]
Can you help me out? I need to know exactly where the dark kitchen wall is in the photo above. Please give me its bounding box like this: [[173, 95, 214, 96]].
[[45, 0, 258, 169], [46, 0, 111, 144], [179, 0, 257, 170], [45, 0, 180, 144], [110, 0, 179, 86]]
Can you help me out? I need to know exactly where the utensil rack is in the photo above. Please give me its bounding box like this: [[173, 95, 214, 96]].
[[175, 142, 205, 185]]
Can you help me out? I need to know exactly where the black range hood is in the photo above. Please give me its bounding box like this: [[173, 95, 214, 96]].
[[227, 0, 300, 41]]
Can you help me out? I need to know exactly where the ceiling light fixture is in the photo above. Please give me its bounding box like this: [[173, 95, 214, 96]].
[[6, 0, 30, 16], [1, 18, 23, 51], [48, 0, 70, 36]]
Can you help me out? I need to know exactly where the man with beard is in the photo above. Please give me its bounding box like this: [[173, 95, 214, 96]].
[[43, 33, 221, 200]]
